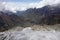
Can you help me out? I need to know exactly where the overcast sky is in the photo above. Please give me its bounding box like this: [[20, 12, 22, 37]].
[[0, 0, 60, 12]]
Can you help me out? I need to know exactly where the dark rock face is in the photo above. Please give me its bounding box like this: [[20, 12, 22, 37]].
[[0, 16, 5, 27], [21, 5, 60, 25]]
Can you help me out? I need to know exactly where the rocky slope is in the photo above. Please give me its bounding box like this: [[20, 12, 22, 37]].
[[0, 27, 60, 40]]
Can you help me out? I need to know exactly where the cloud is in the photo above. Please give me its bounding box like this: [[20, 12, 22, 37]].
[[0, 0, 60, 12]]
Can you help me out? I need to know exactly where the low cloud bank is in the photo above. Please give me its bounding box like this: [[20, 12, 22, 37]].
[[0, 0, 60, 12]]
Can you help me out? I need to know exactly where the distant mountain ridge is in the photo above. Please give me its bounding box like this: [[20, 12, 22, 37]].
[[0, 5, 60, 31]]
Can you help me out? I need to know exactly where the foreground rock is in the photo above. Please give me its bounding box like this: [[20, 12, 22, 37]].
[[0, 27, 60, 40]]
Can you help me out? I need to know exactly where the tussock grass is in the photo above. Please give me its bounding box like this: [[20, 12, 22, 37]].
[[31, 24, 60, 31]]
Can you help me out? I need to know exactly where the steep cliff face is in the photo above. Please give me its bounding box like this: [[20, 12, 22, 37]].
[[0, 12, 24, 32]]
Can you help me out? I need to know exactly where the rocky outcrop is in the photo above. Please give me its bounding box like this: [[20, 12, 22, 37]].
[[0, 27, 60, 40]]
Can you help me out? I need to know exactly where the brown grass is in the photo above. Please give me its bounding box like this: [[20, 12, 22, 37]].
[[31, 24, 60, 31]]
